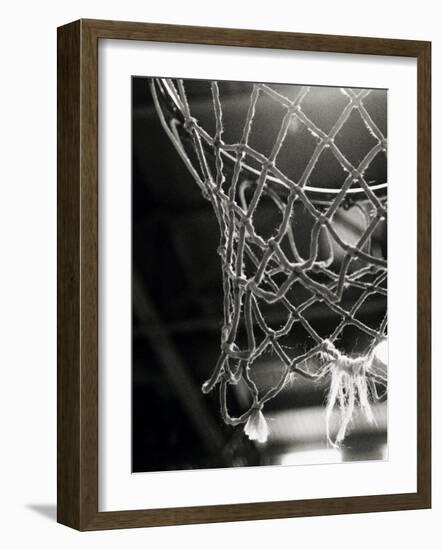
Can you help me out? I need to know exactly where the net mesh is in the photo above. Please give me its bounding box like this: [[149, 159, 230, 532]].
[[151, 78, 388, 446]]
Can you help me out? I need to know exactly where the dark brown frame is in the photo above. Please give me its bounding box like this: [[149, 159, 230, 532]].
[[57, 18, 431, 531]]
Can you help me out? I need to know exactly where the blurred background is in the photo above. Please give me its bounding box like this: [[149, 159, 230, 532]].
[[132, 77, 387, 473]]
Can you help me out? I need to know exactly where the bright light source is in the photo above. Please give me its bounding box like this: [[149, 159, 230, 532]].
[[279, 448, 342, 466], [373, 339, 388, 365]]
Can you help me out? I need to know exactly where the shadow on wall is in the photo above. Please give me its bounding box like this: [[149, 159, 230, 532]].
[[25, 504, 57, 522]]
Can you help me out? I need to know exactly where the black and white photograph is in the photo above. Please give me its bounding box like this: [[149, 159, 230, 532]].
[[1, 0, 435, 544], [132, 77, 388, 473]]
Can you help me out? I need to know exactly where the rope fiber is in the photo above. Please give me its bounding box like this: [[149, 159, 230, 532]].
[[151, 78, 388, 446]]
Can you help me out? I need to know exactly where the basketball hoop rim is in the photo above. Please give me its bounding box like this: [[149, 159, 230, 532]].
[[151, 78, 388, 206]]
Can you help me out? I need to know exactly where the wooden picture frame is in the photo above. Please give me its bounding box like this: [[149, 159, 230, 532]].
[[57, 18, 431, 530]]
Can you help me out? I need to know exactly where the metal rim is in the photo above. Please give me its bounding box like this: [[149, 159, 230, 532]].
[[152, 78, 387, 206]]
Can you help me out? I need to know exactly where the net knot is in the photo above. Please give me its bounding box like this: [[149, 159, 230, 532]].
[[317, 212, 328, 225], [262, 159, 275, 172], [323, 136, 334, 148], [183, 116, 197, 133], [221, 341, 247, 359], [320, 339, 340, 362], [233, 274, 248, 288], [236, 143, 247, 157], [350, 169, 361, 182], [267, 236, 279, 250], [213, 136, 223, 148]]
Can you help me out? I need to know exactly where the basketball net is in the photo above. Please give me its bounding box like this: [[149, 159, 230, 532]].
[[151, 78, 388, 447]]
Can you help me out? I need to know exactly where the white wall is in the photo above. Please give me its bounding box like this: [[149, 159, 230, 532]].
[[0, 1, 439, 548]]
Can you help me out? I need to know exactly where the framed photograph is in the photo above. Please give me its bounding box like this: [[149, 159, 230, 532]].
[[57, 19, 431, 530]]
